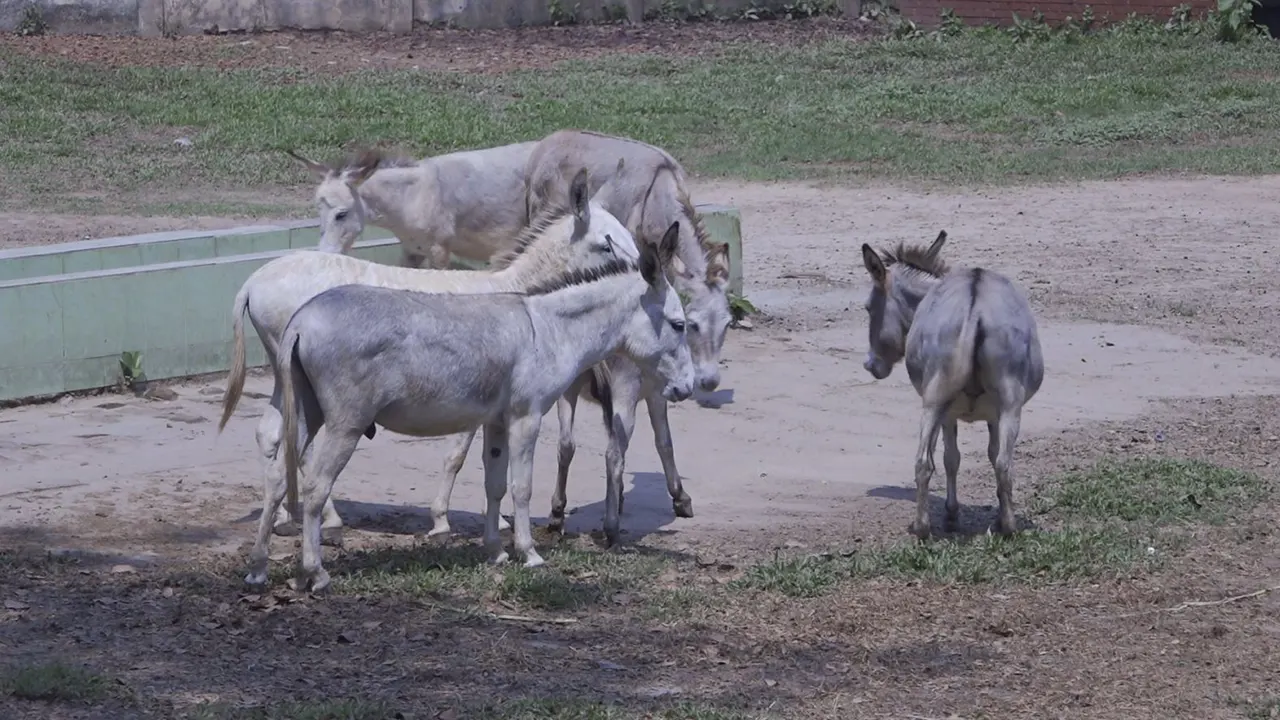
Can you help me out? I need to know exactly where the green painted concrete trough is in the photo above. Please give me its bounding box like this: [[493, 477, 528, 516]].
[[0, 206, 744, 404]]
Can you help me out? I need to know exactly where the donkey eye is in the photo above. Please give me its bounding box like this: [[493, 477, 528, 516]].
[[334, 210, 349, 222], [670, 320, 686, 333], [688, 321, 701, 333]]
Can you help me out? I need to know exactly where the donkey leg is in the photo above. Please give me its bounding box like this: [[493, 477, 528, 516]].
[[910, 406, 947, 541], [400, 246, 427, 269], [429, 427, 476, 538], [645, 393, 693, 519], [549, 393, 580, 534], [481, 422, 511, 565], [942, 420, 962, 529], [292, 428, 363, 594], [425, 243, 452, 270], [603, 393, 639, 547], [991, 407, 1024, 535], [246, 429, 288, 586], [507, 413, 546, 568]]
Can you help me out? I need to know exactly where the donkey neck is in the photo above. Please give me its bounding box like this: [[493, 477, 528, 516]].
[[894, 269, 942, 322], [357, 165, 433, 231], [488, 214, 581, 284], [522, 274, 647, 380]]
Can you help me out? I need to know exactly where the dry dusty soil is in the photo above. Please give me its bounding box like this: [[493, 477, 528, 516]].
[[4, 25, 1280, 720]]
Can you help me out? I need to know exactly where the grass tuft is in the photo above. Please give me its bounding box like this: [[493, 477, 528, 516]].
[[333, 543, 670, 612], [1032, 457, 1265, 525], [2, 662, 111, 703], [734, 527, 1159, 596]]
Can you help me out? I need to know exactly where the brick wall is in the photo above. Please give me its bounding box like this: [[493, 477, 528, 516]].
[[896, 0, 1215, 27]]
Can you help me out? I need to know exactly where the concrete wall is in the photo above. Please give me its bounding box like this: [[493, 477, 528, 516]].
[[0, 208, 743, 404], [2, 0, 826, 34]]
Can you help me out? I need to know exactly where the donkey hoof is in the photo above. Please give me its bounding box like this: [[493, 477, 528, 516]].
[[603, 527, 620, 548], [488, 550, 510, 566], [244, 571, 268, 587], [908, 520, 932, 541], [522, 550, 546, 568], [673, 494, 694, 519], [320, 527, 344, 548], [426, 520, 452, 539], [272, 521, 301, 537]]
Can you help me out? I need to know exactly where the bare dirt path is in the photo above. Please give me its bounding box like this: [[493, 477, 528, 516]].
[[5, 175, 1280, 566]]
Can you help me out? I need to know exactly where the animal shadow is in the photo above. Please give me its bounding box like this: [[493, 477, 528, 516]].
[[694, 387, 735, 409], [865, 484, 1041, 540], [555, 470, 688, 546]]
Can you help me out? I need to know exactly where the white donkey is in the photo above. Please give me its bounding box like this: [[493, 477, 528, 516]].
[[860, 230, 1044, 539], [429, 130, 733, 544], [218, 169, 633, 546], [272, 229, 694, 592], [287, 141, 536, 268]]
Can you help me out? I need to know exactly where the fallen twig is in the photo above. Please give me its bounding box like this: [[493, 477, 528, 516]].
[[1102, 583, 1280, 620], [491, 613, 577, 625]]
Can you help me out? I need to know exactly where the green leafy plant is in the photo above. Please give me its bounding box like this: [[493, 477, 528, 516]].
[[1008, 10, 1053, 42], [15, 4, 48, 36], [547, 0, 580, 26], [119, 350, 146, 390], [728, 292, 758, 326], [938, 8, 966, 36], [1212, 0, 1266, 42]]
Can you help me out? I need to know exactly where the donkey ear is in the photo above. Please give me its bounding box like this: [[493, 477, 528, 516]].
[[286, 149, 331, 179], [640, 238, 662, 287], [346, 157, 379, 187], [926, 230, 948, 259], [569, 168, 591, 223], [658, 221, 680, 265], [862, 243, 887, 286], [706, 242, 730, 287]]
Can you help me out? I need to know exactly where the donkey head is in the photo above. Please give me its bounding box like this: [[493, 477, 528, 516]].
[[860, 230, 949, 380], [287, 149, 379, 254], [629, 221, 695, 403], [568, 166, 640, 263], [672, 237, 731, 393]]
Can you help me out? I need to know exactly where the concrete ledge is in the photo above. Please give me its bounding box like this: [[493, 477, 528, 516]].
[[0, 205, 743, 403]]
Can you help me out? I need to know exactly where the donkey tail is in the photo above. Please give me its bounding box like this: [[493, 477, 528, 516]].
[[923, 308, 983, 407], [280, 328, 304, 518], [217, 287, 252, 433]]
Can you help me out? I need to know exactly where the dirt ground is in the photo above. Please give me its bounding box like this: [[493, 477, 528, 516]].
[[5, 176, 1280, 717], [5, 24, 1280, 720]]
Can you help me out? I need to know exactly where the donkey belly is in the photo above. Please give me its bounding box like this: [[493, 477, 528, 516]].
[[374, 397, 499, 438]]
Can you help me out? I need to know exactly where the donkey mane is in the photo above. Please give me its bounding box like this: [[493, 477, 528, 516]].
[[881, 241, 950, 278], [336, 146, 418, 175], [674, 186, 730, 283], [488, 204, 575, 270], [522, 256, 639, 296]]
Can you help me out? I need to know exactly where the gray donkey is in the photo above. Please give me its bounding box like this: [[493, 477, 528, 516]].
[[860, 231, 1044, 539], [270, 227, 693, 592]]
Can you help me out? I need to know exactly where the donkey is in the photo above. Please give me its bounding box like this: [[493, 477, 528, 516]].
[[218, 169, 633, 547], [860, 230, 1044, 539], [427, 129, 732, 543], [270, 228, 693, 592], [287, 141, 536, 268]]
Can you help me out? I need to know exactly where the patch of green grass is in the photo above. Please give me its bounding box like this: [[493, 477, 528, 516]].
[[1032, 457, 1266, 525], [2, 662, 111, 703], [187, 698, 393, 720], [734, 527, 1160, 596], [735, 456, 1256, 597], [333, 543, 670, 612], [4, 30, 1280, 212], [1241, 696, 1280, 720]]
